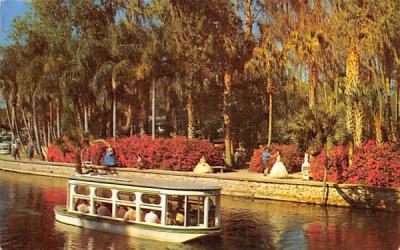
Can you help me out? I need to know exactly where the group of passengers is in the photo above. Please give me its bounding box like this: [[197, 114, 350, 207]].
[[75, 196, 215, 226]]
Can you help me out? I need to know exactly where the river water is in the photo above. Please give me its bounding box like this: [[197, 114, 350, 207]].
[[0, 170, 399, 250]]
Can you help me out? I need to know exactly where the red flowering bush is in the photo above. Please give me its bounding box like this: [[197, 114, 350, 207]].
[[309, 144, 349, 183], [47, 143, 77, 163], [49, 135, 223, 171], [310, 141, 400, 187], [347, 140, 400, 187], [249, 144, 303, 173]]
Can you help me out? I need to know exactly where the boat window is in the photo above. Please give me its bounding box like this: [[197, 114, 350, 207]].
[[141, 194, 161, 205], [117, 192, 136, 202], [95, 188, 112, 198], [74, 198, 90, 213], [207, 196, 217, 227], [166, 195, 186, 226], [74, 185, 90, 196], [116, 205, 136, 221], [94, 201, 112, 217], [140, 208, 161, 224], [187, 196, 205, 226]]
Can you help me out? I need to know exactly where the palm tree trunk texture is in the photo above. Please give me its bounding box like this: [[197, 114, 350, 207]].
[[309, 61, 318, 109], [139, 99, 147, 135], [245, 0, 252, 41], [20, 105, 34, 147], [223, 71, 233, 167], [123, 104, 132, 132], [187, 93, 195, 139], [394, 60, 400, 134], [32, 99, 44, 160], [139, 85, 150, 135], [375, 115, 383, 146], [267, 76, 273, 147], [4, 99, 15, 140], [12, 104, 24, 151], [346, 44, 363, 146], [397, 61, 400, 134]]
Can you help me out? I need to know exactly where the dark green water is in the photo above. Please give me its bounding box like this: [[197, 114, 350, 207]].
[[0, 170, 399, 250]]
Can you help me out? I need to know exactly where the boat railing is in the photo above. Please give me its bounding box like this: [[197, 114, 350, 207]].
[[67, 180, 220, 230]]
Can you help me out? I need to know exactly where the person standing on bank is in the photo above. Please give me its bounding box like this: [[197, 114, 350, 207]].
[[269, 150, 289, 178], [262, 147, 271, 175], [11, 141, 20, 160], [27, 144, 34, 160]]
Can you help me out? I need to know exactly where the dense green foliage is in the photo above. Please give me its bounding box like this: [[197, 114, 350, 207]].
[[1, 0, 400, 162]]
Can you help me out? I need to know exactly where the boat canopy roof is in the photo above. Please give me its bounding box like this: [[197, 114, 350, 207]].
[[70, 174, 222, 192]]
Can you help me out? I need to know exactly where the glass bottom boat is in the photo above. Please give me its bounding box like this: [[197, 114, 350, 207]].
[[54, 174, 222, 243]]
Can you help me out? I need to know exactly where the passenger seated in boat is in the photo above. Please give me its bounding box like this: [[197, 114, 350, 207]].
[[123, 207, 136, 221], [144, 211, 160, 224], [76, 199, 90, 213], [97, 203, 111, 217], [116, 206, 127, 218]]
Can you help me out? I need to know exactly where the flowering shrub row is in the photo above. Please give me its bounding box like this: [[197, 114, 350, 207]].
[[310, 140, 400, 187], [249, 144, 303, 173], [47, 143, 77, 163], [48, 135, 223, 171], [309, 144, 349, 183]]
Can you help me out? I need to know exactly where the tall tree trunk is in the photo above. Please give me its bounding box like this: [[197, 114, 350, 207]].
[[346, 44, 362, 146], [165, 84, 173, 136], [309, 61, 318, 108], [21, 104, 34, 147], [42, 124, 48, 148], [11, 103, 24, 151], [223, 70, 233, 167], [138, 85, 150, 135], [375, 115, 383, 146], [4, 98, 15, 140], [139, 99, 146, 135], [123, 104, 133, 132], [267, 76, 273, 147], [84, 105, 89, 133], [47, 121, 51, 146], [32, 99, 44, 160], [112, 73, 117, 138], [152, 79, 156, 139], [187, 93, 195, 139], [49, 101, 53, 143], [385, 77, 397, 141], [397, 61, 400, 135], [56, 100, 61, 138], [245, 0, 252, 41]]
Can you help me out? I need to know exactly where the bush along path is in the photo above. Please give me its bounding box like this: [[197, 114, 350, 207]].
[[47, 135, 223, 171]]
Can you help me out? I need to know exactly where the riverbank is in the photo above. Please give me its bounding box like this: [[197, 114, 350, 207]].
[[0, 156, 399, 211]]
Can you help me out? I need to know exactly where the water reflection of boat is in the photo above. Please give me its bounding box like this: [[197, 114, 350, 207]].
[[54, 174, 222, 243]]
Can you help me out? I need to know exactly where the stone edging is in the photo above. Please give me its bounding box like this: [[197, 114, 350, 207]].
[[0, 158, 399, 211]]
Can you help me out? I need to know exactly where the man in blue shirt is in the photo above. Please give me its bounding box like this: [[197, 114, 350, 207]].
[[262, 147, 271, 175]]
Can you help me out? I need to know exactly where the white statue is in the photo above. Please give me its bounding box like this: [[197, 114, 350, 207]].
[[302, 153, 311, 180]]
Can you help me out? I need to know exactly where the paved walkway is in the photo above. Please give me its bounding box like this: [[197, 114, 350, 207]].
[[0, 154, 309, 184]]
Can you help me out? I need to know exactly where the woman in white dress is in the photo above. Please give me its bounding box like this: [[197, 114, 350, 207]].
[[269, 151, 288, 178]]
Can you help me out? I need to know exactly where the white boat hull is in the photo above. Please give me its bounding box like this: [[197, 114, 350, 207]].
[[54, 206, 220, 243]]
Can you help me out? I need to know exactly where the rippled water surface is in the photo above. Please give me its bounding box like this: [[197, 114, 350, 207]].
[[0, 170, 399, 249]]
